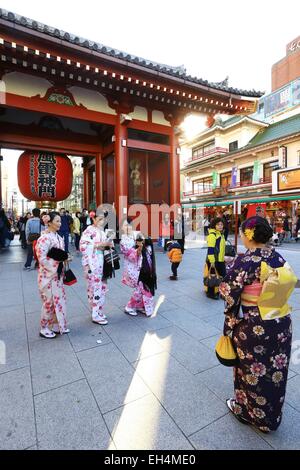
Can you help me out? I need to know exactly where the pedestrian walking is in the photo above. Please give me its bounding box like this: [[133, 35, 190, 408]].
[[73, 211, 81, 254], [166, 240, 183, 280], [24, 208, 42, 269], [203, 217, 226, 299]]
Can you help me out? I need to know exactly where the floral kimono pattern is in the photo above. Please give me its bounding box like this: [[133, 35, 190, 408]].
[[35, 231, 67, 334], [120, 236, 154, 316], [219, 247, 292, 432], [120, 235, 141, 288], [80, 225, 108, 320]]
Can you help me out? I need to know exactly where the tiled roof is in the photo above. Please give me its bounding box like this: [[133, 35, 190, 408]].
[[0, 8, 264, 98], [247, 113, 300, 148]]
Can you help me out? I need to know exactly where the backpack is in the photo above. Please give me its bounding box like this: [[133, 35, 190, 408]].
[[257, 261, 297, 320]]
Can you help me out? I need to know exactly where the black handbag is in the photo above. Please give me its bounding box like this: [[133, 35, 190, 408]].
[[225, 241, 236, 258], [204, 266, 222, 288], [63, 263, 77, 286], [103, 249, 120, 270]]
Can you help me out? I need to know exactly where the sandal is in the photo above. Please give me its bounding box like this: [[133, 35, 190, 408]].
[[226, 398, 250, 425], [40, 328, 56, 339]]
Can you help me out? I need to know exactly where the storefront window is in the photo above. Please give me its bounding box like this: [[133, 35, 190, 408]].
[[220, 171, 232, 188], [240, 167, 253, 186], [263, 160, 279, 181], [192, 140, 215, 159], [193, 177, 213, 193]]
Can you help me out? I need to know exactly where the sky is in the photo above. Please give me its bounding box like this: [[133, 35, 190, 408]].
[[1, 0, 300, 209]]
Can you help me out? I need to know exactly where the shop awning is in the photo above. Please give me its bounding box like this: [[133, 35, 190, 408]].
[[181, 194, 300, 209]]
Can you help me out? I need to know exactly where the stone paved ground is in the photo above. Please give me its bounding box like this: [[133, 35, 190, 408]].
[[0, 240, 300, 450]]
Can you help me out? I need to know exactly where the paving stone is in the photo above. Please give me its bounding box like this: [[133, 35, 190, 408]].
[[134, 352, 227, 436], [190, 413, 272, 450], [0, 367, 36, 450], [0, 327, 29, 374], [35, 380, 113, 450], [196, 365, 234, 402], [160, 308, 220, 340], [29, 336, 84, 395], [104, 394, 193, 450], [78, 343, 150, 413], [256, 404, 300, 449], [104, 319, 166, 363], [67, 316, 112, 352], [154, 326, 219, 374], [286, 374, 300, 412]]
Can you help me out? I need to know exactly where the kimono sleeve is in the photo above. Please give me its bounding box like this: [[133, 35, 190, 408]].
[[206, 233, 216, 264], [36, 235, 59, 272], [79, 229, 94, 261], [219, 255, 247, 337], [120, 238, 138, 262]]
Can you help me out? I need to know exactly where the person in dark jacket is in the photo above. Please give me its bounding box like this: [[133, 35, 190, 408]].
[[0, 209, 12, 249], [58, 208, 70, 253]]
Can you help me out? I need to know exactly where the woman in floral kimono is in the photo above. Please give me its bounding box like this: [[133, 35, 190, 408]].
[[36, 211, 70, 339], [219, 216, 293, 433], [120, 220, 156, 316], [80, 210, 113, 325]]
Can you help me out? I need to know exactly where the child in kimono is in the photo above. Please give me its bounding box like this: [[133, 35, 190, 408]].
[[80, 210, 113, 325], [35, 211, 70, 338]]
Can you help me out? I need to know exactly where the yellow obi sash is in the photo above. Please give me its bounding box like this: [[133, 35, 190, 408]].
[[241, 261, 297, 320], [241, 281, 262, 307]]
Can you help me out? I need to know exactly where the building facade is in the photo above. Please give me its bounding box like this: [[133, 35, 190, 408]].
[[181, 113, 300, 234]]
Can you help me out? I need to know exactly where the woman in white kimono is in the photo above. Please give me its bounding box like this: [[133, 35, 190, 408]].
[[80, 210, 113, 325], [35, 211, 70, 338]]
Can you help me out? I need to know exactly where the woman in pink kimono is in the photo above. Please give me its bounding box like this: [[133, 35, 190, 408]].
[[80, 210, 113, 325], [120, 219, 156, 317], [35, 211, 70, 339]]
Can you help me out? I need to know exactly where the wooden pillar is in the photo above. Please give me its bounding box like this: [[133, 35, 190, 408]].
[[170, 126, 181, 206], [95, 152, 102, 207], [114, 114, 128, 219], [83, 165, 89, 209]]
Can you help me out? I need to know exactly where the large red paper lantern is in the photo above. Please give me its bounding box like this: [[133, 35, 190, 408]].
[[18, 151, 73, 201]]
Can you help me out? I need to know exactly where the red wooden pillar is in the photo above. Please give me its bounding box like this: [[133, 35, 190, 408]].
[[114, 114, 128, 219], [95, 152, 102, 207], [170, 126, 181, 206], [83, 166, 89, 209]]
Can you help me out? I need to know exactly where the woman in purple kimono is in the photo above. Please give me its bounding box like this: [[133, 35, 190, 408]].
[[219, 216, 293, 433]]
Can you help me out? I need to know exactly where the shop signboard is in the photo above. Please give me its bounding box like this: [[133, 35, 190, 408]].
[[252, 160, 260, 184], [231, 166, 238, 187], [272, 166, 300, 194], [212, 171, 218, 189], [264, 78, 300, 118]]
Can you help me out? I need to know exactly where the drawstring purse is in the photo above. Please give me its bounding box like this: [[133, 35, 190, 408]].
[[215, 335, 238, 367]]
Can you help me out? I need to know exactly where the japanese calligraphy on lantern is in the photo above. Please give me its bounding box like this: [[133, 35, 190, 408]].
[[37, 153, 57, 198]]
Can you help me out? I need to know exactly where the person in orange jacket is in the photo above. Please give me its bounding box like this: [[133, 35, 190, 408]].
[[166, 240, 183, 280]]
